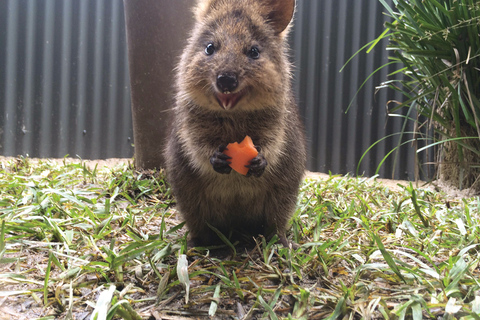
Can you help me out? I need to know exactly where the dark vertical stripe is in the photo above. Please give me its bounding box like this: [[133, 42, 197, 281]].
[[122, 53, 133, 157], [74, 0, 89, 158], [317, 0, 333, 173], [22, 0, 37, 156], [4, 0, 19, 155], [301, 0, 321, 170], [91, 0, 105, 159], [106, 0, 120, 158], [39, 0, 55, 157], [331, 0, 348, 173], [0, 0, 6, 156], [345, 0, 363, 174], [59, 0, 73, 156]]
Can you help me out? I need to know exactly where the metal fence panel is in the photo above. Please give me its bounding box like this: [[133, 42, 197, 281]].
[[0, 0, 431, 179], [0, 0, 133, 160]]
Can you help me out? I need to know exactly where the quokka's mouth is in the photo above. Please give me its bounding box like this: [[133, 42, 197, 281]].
[[215, 91, 243, 110]]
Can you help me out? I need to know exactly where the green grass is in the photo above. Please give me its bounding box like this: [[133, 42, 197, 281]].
[[0, 157, 479, 319]]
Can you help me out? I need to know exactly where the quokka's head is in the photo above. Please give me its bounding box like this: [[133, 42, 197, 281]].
[[177, 0, 295, 112]]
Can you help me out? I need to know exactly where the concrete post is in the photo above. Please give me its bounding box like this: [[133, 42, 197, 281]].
[[123, 0, 193, 169]]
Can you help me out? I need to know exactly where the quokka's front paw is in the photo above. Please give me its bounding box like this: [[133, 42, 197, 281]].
[[210, 145, 232, 174], [246, 147, 267, 177]]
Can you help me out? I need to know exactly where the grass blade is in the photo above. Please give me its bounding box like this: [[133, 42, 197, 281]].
[[90, 284, 116, 320], [206, 222, 236, 256], [258, 294, 279, 320], [208, 284, 221, 317], [177, 254, 190, 304], [43, 252, 54, 306], [372, 233, 407, 284]]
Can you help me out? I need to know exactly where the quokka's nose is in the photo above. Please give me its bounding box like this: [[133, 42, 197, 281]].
[[216, 72, 238, 93]]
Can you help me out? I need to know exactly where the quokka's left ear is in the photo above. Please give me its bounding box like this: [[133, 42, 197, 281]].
[[263, 0, 295, 35]]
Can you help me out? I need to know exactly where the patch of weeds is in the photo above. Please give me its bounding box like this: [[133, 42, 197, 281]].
[[0, 158, 181, 319], [105, 165, 171, 203]]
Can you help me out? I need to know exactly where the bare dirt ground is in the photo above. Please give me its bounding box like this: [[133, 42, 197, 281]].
[[1, 156, 477, 198], [0, 157, 133, 171], [307, 171, 479, 198]]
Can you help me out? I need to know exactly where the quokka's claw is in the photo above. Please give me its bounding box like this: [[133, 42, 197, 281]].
[[246, 153, 267, 177], [210, 145, 232, 174]]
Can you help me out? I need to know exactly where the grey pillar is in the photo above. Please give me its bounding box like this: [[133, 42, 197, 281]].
[[123, 0, 193, 169]]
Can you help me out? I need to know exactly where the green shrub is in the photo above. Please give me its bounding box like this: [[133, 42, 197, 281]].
[[369, 0, 480, 190]]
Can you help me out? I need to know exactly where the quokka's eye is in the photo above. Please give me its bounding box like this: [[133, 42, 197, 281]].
[[248, 46, 260, 59], [205, 43, 215, 55]]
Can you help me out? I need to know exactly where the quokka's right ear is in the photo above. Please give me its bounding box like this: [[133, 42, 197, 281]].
[[194, 0, 222, 22], [262, 0, 295, 35]]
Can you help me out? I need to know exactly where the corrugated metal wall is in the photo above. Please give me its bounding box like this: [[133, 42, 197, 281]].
[[0, 0, 432, 179], [0, 0, 133, 159]]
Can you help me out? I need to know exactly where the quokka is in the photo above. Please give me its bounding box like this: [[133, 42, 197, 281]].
[[165, 0, 306, 247]]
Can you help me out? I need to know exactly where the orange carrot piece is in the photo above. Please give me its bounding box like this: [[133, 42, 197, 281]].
[[223, 136, 258, 175]]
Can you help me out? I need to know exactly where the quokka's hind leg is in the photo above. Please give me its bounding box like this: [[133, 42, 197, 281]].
[[263, 189, 300, 249], [186, 223, 221, 248], [184, 210, 232, 248]]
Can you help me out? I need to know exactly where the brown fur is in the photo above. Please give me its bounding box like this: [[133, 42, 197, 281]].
[[165, 0, 306, 246]]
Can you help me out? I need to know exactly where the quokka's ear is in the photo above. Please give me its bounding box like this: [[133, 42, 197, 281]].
[[194, 0, 222, 22], [263, 0, 295, 35], [194, 0, 216, 21]]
